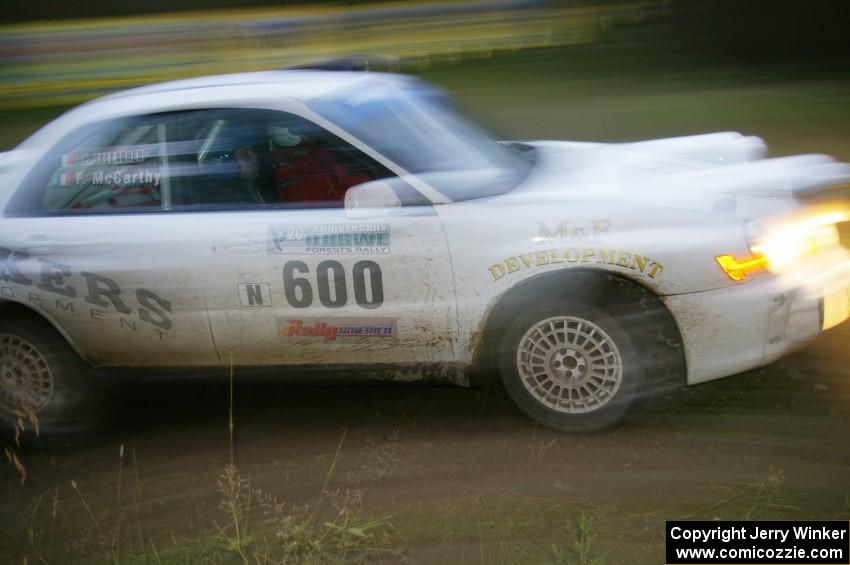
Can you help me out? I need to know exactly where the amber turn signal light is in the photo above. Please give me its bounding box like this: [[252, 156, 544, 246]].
[[715, 253, 768, 281]]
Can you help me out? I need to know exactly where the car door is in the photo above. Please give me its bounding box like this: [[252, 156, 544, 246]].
[[1, 112, 220, 367], [179, 107, 459, 366]]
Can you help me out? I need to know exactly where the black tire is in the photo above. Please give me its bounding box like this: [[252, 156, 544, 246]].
[[498, 295, 662, 433], [0, 313, 100, 436]]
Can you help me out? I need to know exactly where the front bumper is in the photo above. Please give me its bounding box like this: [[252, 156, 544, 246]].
[[822, 284, 850, 330], [663, 276, 844, 385]]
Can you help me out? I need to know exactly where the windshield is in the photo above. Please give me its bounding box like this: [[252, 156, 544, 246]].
[[309, 79, 532, 201]]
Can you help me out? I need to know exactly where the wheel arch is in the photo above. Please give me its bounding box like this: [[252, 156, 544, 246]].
[[471, 268, 687, 384], [0, 299, 91, 364]]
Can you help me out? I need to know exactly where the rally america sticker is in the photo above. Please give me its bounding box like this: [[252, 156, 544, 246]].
[[277, 318, 396, 342], [268, 224, 390, 254]]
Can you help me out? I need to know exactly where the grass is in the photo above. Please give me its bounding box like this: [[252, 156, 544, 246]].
[[211, 459, 403, 564], [2, 423, 633, 564], [2, 431, 846, 563], [2, 359, 406, 564], [2, 405, 39, 485], [4, 41, 850, 160], [420, 49, 850, 163], [0, 106, 70, 151], [743, 468, 792, 521], [551, 512, 605, 565], [2, 444, 133, 563]]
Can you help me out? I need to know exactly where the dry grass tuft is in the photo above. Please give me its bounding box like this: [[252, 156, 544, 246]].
[[2, 405, 39, 484]]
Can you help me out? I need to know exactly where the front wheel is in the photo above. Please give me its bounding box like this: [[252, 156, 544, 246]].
[[498, 299, 649, 432]]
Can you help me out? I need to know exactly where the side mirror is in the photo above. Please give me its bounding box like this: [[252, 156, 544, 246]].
[[344, 180, 401, 219]]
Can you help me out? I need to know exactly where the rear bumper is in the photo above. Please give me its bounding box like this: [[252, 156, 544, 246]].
[[663, 277, 837, 385]]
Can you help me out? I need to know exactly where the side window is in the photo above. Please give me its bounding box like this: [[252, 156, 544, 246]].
[[34, 116, 170, 213], [175, 108, 399, 210], [9, 107, 428, 216]]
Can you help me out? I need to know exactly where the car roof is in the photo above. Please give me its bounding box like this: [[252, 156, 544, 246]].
[[19, 70, 404, 149], [95, 70, 386, 104]]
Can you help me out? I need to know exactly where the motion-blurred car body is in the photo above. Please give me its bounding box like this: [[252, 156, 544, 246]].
[[2, 69, 850, 432]]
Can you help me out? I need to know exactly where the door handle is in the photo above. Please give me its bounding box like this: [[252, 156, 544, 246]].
[[16, 233, 111, 256], [17, 236, 57, 256], [212, 235, 264, 254]]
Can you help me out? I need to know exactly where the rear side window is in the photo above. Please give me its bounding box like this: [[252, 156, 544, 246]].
[[40, 119, 168, 212]]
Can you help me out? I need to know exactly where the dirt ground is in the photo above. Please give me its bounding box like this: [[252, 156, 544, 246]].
[[1, 319, 848, 563]]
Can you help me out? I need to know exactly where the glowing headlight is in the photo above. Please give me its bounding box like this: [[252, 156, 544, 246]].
[[752, 221, 840, 271], [716, 208, 848, 281]]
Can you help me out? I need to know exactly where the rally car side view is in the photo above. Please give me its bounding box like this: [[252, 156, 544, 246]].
[[1, 69, 849, 433]]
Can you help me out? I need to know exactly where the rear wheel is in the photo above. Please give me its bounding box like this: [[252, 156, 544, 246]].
[[0, 314, 98, 436], [499, 297, 656, 432], [0, 334, 55, 417]]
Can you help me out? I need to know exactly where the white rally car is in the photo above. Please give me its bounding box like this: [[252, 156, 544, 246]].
[[2, 69, 850, 433]]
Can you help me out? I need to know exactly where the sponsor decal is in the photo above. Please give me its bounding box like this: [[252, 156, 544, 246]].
[[278, 317, 396, 342], [489, 248, 664, 280], [0, 246, 173, 339], [537, 220, 610, 243], [268, 224, 390, 254], [237, 283, 272, 307]]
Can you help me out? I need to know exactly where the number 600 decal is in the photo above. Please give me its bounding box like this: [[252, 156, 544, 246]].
[[283, 260, 384, 309]]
